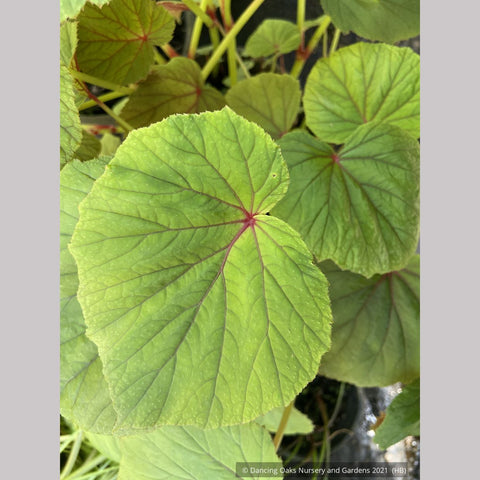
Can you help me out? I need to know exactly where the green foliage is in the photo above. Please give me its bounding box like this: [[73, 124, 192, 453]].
[[226, 73, 301, 139], [318, 256, 420, 386], [74, 130, 102, 161], [255, 406, 314, 435], [244, 19, 301, 57], [304, 43, 420, 143], [374, 379, 420, 449], [322, 0, 420, 44]]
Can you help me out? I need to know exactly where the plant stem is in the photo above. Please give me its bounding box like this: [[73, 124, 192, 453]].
[[63, 453, 108, 480], [323, 27, 328, 57], [153, 47, 167, 64], [69, 70, 134, 95], [79, 90, 129, 111], [297, 0, 306, 36], [202, 0, 265, 81], [290, 15, 331, 79], [60, 430, 83, 480], [329, 27, 341, 56], [182, 0, 214, 27], [188, 0, 209, 58], [161, 44, 179, 58], [223, 0, 237, 85], [273, 401, 294, 451]]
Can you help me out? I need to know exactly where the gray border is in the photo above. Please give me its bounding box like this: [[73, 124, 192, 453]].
[[2, 1, 59, 478], [421, 0, 478, 477]]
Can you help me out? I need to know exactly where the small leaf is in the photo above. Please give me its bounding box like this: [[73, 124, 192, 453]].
[[304, 43, 419, 144], [121, 57, 225, 128], [255, 406, 314, 435], [374, 379, 420, 449], [245, 19, 301, 58], [60, 21, 78, 67], [158, 1, 188, 21], [85, 432, 122, 463], [118, 424, 283, 480], [74, 130, 102, 162], [321, 0, 420, 44], [60, 157, 117, 433], [100, 132, 122, 156], [76, 0, 175, 85], [318, 256, 420, 386], [60, 0, 110, 22], [70, 108, 332, 431], [60, 66, 83, 167], [272, 124, 419, 277], [226, 73, 301, 139]]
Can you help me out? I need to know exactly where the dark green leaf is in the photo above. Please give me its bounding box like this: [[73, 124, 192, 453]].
[[74, 130, 102, 162]]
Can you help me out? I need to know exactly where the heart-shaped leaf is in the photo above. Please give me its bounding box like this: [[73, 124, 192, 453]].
[[70, 108, 332, 431], [318, 256, 420, 386], [272, 124, 419, 277], [76, 0, 175, 85], [304, 43, 419, 144], [60, 157, 117, 433], [374, 378, 420, 449], [226, 73, 301, 139], [118, 424, 283, 480], [245, 19, 301, 58], [121, 57, 225, 129], [321, 0, 420, 44], [255, 406, 314, 435], [60, 66, 83, 168]]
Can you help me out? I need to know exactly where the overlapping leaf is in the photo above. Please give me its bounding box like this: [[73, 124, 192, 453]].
[[304, 43, 420, 144], [375, 379, 420, 449], [121, 57, 225, 128], [85, 432, 122, 463], [76, 0, 175, 85], [245, 19, 300, 58], [60, 158, 117, 433], [60, 0, 110, 22], [255, 406, 314, 435], [322, 0, 420, 44], [60, 21, 78, 67], [60, 66, 83, 167], [272, 124, 419, 277], [118, 424, 283, 480], [70, 108, 332, 431], [226, 73, 301, 139], [318, 256, 420, 386], [74, 130, 102, 161]]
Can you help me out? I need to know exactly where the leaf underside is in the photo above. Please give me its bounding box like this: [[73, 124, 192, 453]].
[[272, 123, 419, 277], [321, 0, 420, 44], [76, 0, 175, 85], [70, 107, 332, 431], [304, 42, 420, 144], [318, 256, 420, 386], [226, 73, 301, 139], [255, 406, 314, 435], [121, 57, 225, 129]]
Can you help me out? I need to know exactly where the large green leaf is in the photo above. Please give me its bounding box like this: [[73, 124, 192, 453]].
[[244, 19, 301, 58], [272, 124, 419, 277], [70, 108, 332, 431], [76, 0, 175, 85], [60, 21, 78, 67], [322, 0, 420, 44], [318, 256, 420, 386], [60, 158, 117, 433], [118, 424, 282, 480], [375, 378, 420, 449], [60, 66, 83, 168], [304, 43, 420, 144], [60, 0, 110, 22], [255, 406, 314, 435], [226, 73, 301, 139], [121, 57, 225, 129]]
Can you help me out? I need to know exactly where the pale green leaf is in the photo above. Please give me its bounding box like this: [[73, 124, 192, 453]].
[[76, 0, 175, 85], [271, 124, 419, 277], [226, 73, 301, 139], [60, 0, 110, 22], [321, 0, 420, 44], [304, 43, 420, 144], [245, 19, 300, 58], [60, 21, 78, 67], [74, 130, 102, 162], [60, 157, 117, 433], [100, 132, 122, 156], [118, 424, 282, 480], [85, 432, 122, 463], [60, 66, 83, 167], [375, 379, 420, 449], [255, 406, 314, 435], [70, 108, 332, 431], [318, 256, 420, 386], [121, 57, 225, 129]]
